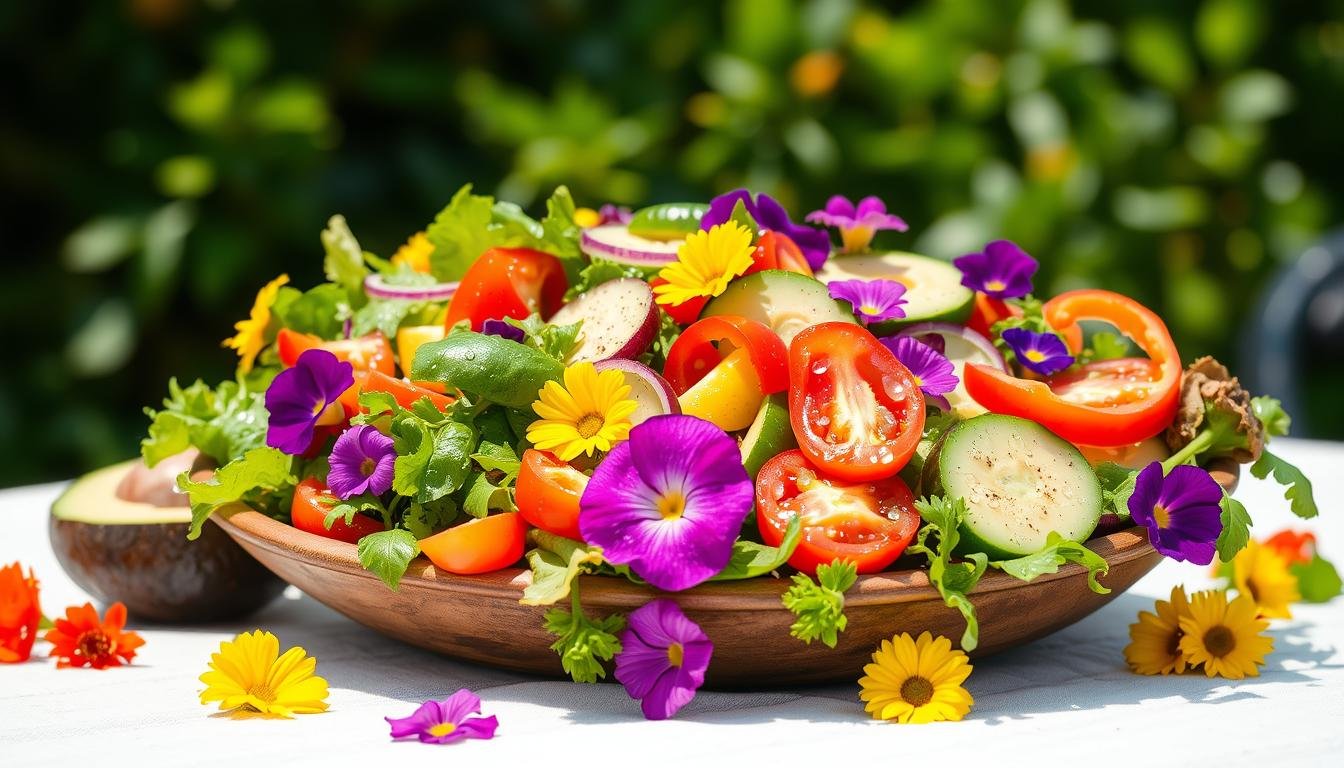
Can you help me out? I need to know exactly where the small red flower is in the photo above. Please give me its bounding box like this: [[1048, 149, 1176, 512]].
[[1262, 529, 1316, 565], [0, 562, 42, 663], [45, 602, 145, 669]]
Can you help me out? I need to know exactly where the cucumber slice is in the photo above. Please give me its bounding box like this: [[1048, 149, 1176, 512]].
[[740, 393, 796, 478], [816, 251, 974, 333], [701, 270, 857, 346], [627, 203, 707, 241], [935, 414, 1101, 558]]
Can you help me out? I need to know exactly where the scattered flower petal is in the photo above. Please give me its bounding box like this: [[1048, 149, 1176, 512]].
[[1124, 585, 1193, 675], [1231, 539, 1300, 619], [386, 689, 499, 744], [0, 562, 41, 664], [1178, 590, 1273, 679], [614, 600, 712, 720]]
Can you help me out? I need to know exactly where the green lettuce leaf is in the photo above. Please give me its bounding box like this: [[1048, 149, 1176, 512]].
[[712, 516, 802, 581], [141, 378, 269, 467], [356, 529, 421, 591], [1095, 462, 1138, 522], [991, 532, 1110, 593], [272, 283, 349, 339], [179, 447, 295, 540], [321, 214, 371, 299]]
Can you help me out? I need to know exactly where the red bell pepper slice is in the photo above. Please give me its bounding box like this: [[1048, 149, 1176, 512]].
[[744, 231, 813, 277], [276, 329, 395, 376], [663, 315, 789, 395]]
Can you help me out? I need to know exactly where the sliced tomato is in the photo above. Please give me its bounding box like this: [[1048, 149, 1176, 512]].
[[663, 315, 788, 395], [788, 322, 925, 481], [419, 512, 527, 575], [290, 477, 386, 544], [745, 231, 813, 277], [967, 293, 1021, 338], [276, 329, 395, 376], [756, 449, 919, 575], [964, 289, 1181, 446], [650, 277, 709, 326], [515, 450, 586, 540], [444, 248, 567, 332]]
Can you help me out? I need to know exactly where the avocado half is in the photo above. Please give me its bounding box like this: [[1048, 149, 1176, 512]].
[[49, 460, 285, 623]]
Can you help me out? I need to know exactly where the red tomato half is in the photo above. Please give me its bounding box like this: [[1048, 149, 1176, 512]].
[[1048, 358, 1166, 408], [663, 315, 789, 395], [745, 231, 813, 277], [756, 450, 920, 575], [276, 329, 395, 376], [788, 323, 925, 481], [515, 449, 587, 541], [290, 477, 386, 544], [445, 247, 567, 332], [419, 512, 527, 575]]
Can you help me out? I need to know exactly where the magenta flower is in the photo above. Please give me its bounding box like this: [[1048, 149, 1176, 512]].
[[953, 240, 1038, 299], [806, 195, 908, 253], [385, 689, 499, 745], [480, 318, 525, 343], [881, 335, 959, 410], [1128, 462, 1224, 565], [598, 204, 633, 225], [1001, 327, 1073, 376], [828, 278, 908, 325], [614, 600, 712, 720], [701, 189, 831, 271], [578, 415, 754, 591], [327, 425, 396, 499], [265, 349, 354, 455]]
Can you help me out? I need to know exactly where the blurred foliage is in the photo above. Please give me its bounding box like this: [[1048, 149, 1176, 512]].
[[3, 0, 1344, 486]]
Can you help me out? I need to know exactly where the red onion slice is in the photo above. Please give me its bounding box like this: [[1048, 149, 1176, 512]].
[[363, 273, 458, 302]]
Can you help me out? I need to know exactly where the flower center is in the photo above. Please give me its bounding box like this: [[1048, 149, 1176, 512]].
[[246, 683, 277, 704], [985, 279, 1006, 292], [912, 374, 924, 387], [1203, 625, 1236, 658], [428, 722, 457, 738], [667, 642, 685, 668], [311, 399, 327, 416], [360, 457, 377, 477], [1152, 503, 1172, 529], [859, 304, 881, 316], [1024, 349, 1046, 363], [656, 491, 686, 521], [76, 630, 111, 660], [900, 675, 935, 707], [576, 413, 605, 439], [1166, 628, 1184, 659]]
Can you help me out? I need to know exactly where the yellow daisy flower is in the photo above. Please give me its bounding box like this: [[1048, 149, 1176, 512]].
[[1124, 585, 1194, 675], [391, 231, 434, 273], [222, 274, 289, 373], [1178, 591, 1274, 679], [1231, 539, 1301, 620], [653, 222, 755, 308], [573, 207, 602, 228], [199, 630, 329, 718], [858, 631, 974, 723], [527, 363, 638, 461]]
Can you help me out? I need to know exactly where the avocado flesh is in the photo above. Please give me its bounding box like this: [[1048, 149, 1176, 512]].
[[49, 460, 284, 623]]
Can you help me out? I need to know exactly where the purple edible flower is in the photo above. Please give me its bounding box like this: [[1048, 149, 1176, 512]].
[[265, 349, 354, 455], [614, 599, 713, 720], [480, 318, 525, 343], [953, 240, 1038, 299], [828, 278, 908, 324], [1128, 462, 1224, 565], [327, 425, 397, 499], [385, 689, 499, 745], [881, 335, 959, 410], [805, 195, 908, 253], [598, 204, 633, 225], [578, 414, 754, 592], [1001, 327, 1074, 376], [702, 189, 832, 271]]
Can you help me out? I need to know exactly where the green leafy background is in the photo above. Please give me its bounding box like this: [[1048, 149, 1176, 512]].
[[4, 0, 1343, 486]]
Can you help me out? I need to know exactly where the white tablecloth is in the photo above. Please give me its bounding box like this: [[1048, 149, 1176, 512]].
[[3, 438, 1342, 767]]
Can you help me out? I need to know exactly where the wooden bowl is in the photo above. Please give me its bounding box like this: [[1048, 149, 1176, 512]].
[[213, 502, 1175, 688]]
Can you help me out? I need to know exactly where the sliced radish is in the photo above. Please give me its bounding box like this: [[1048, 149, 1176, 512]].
[[580, 225, 683, 267], [547, 278, 658, 362], [594, 359, 680, 426], [893, 322, 1007, 418], [364, 273, 458, 302]]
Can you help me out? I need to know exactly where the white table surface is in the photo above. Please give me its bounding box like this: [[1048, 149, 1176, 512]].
[[3, 438, 1342, 767]]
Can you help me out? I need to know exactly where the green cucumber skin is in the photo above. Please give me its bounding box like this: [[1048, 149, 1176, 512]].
[[740, 393, 796, 478], [701, 270, 858, 344], [627, 202, 708, 240], [868, 292, 975, 335], [410, 331, 563, 408], [932, 414, 1102, 560]]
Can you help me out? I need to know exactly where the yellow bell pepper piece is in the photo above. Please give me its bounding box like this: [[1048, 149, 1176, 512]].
[[677, 347, 765, 432]]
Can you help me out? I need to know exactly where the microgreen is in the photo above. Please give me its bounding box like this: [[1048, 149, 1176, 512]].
[[909, 495, 987, 651], [781, 559, 858, 648], [543, 585, 625, 684]]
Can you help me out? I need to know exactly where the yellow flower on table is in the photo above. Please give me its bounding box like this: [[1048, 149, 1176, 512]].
[[199, 630, 329, 718], [1178, 590, 1273, 679], [527, 362, 638, 461], [222, 274, 288, 373], [1125, 585, 1194, 675], [1231, 539, 1301, 620], [653, 222, 755, 308], [858, 631, 973, 723]]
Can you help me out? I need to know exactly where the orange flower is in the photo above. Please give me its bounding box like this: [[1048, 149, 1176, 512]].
[[45, 602, 144, 669], [0, 562, 42, 663], [1262, 529, 1316, 565]]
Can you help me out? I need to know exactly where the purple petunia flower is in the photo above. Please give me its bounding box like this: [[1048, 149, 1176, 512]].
[[327, 425, 397, 499], [265, 349, 354, 455], [1001, 327, 1074, 376], [880, 335, 959, 410], [701, 189, 832, 271], [806, 195, 908, 253], [953, 240, 1038, 299], [1128, 462, 1224, 565], [828, 279, 908, 324], [614, 599, 713, 720], [385, 689, 499, 745], [578, 415, 754, 592], [598, 204, 633, 225], [480, 318, 525, 343]]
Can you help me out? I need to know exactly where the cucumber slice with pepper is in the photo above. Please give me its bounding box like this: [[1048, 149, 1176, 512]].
[[701, 270, 857, 346], [816, 251, 974, 333]]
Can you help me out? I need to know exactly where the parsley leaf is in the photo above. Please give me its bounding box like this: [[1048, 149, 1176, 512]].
[[179, 447, 295, 540], [543, 586, 625, 683], [1252, 395, 1292, 438], [909, 495, 988, 651], [781, 559, 858, 648], [1216, 492, 1253, 562], [356, 529, 421, 591], [1250, 449, 1318, 519], [991, 532, 1110, 593], [1082, 330, 1131, 362]]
